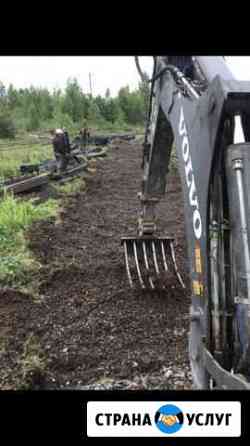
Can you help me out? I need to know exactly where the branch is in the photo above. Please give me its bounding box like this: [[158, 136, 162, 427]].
[[134, 56, 148, 83]]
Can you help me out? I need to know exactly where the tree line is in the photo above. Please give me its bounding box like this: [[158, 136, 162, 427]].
[[0, 77, 150, 138]]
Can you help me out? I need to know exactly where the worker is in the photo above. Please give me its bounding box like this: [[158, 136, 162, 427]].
[[62, 128, 82, 165], [62, 128, 71, 153], [80, 126, 90, 149], [51, 128, 69, 173]]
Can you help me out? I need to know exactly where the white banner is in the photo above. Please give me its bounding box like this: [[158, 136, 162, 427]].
[[87, 401, 241, 437]]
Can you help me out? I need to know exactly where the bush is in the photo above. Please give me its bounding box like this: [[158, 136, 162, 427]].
[[26, 106, 41, 131], [0, 112, 16, 138], [44, 111, 75, 133], [0, 143, 53, 180], [0, 194, 58, 286]]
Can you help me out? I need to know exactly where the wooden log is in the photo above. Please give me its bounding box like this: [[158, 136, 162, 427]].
[[86, 147, 108, 158], [1, 173, 49, 195], [50, 163, 88, 181]]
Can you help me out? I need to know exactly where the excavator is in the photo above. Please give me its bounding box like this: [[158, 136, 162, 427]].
[[121, 56, 250, 389]]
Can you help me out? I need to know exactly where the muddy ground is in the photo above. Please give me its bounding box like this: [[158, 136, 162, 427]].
[[0, 142, 192, 390]]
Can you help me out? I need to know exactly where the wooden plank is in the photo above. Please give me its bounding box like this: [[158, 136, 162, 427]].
[[86, 147, 108, 158], [0, 161, 89, 198], [50, 164, 88, 181], [1, 173, 49, 195]]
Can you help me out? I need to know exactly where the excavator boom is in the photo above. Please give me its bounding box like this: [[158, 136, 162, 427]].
[[122, 56, 250, 389]]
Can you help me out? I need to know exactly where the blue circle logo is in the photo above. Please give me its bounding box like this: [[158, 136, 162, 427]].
[[155, 404, 184, 434]]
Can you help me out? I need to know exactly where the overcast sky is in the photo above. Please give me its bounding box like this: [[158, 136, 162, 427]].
[[0, 56, 153, 96], [1, 56, 250, 97]]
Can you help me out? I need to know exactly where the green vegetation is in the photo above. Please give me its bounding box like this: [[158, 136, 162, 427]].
[[54, 177, 86, 195], [18, 334, 47, 389], [0, 141, 53, 178], [0, 110, 15, 138], [0, 78, 149, 138], [0, 72, 150, 289], [0, 76, 148, 179], [0, 193, 58, 287]]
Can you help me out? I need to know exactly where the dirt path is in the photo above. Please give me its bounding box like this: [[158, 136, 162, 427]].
[[0, 143, 192, 390]]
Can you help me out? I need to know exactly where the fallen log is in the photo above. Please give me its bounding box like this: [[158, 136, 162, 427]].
[[1, 163, 88, 197], [86, 146, 108, 158], [49, 163, 88, 181], [0, 147, 103, 197], [1, 173, 49, 195]]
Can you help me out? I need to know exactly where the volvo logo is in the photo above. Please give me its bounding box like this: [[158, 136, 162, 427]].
[[179, 106, 202, 239]]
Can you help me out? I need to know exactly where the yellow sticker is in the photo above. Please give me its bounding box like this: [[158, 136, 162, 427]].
[[193, 280, 204, 296], [195, 242, 202, 273]]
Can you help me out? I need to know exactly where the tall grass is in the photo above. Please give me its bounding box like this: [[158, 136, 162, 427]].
[[54, 177, 86, 195], [0, 193, 58, 286], [0, 121, 143, 180], [0, 143, 53, 179]]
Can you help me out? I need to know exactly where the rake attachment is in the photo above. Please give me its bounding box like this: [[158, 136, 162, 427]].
[[121, 237, 185, 290]]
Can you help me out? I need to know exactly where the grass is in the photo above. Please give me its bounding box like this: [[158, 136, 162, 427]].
[[0, 131, 91, 290], [0, 124, 143, 180], [18, 334, 47, 389], [0, 126, 135, 289], [0, 142, 53, 179], [0, 193, 58, 288], [54, 177, 86, 195], [89, 124, 144, 134]]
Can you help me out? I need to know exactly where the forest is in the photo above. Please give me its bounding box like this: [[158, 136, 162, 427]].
[[0, 77, 150, 138]]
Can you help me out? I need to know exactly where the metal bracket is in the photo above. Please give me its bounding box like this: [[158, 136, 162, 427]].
[[137, 193, 160, 203], [234, 296, 250, 305], [202, 344, 250, 389], [190, 307, 203, 322], [211, 309, 232, 317], [137, 193, 160, 236]]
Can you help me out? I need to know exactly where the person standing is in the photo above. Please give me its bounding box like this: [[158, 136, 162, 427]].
[[51, 128, 69, 173], [80, 126, 90, 149], [63, 128, 71, 153]]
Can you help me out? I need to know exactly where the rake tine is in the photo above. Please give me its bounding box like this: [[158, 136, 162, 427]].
[[142, 241, 155, 289], [152, 241, 160, 275], [169, 241, 185, 288], [123, 241, 134, 288], [161, 240, 168, 271], [152, 240, 166, 289], [133, 241, 146, 289]]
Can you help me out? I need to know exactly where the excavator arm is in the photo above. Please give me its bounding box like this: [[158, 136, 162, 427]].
[[122, 56, 250, 389]]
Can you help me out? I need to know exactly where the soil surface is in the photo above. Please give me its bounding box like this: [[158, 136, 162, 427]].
[[0, 142, 192, 390]]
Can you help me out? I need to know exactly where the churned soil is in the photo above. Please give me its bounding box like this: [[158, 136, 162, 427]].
[[0, 142, 192, 390]]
